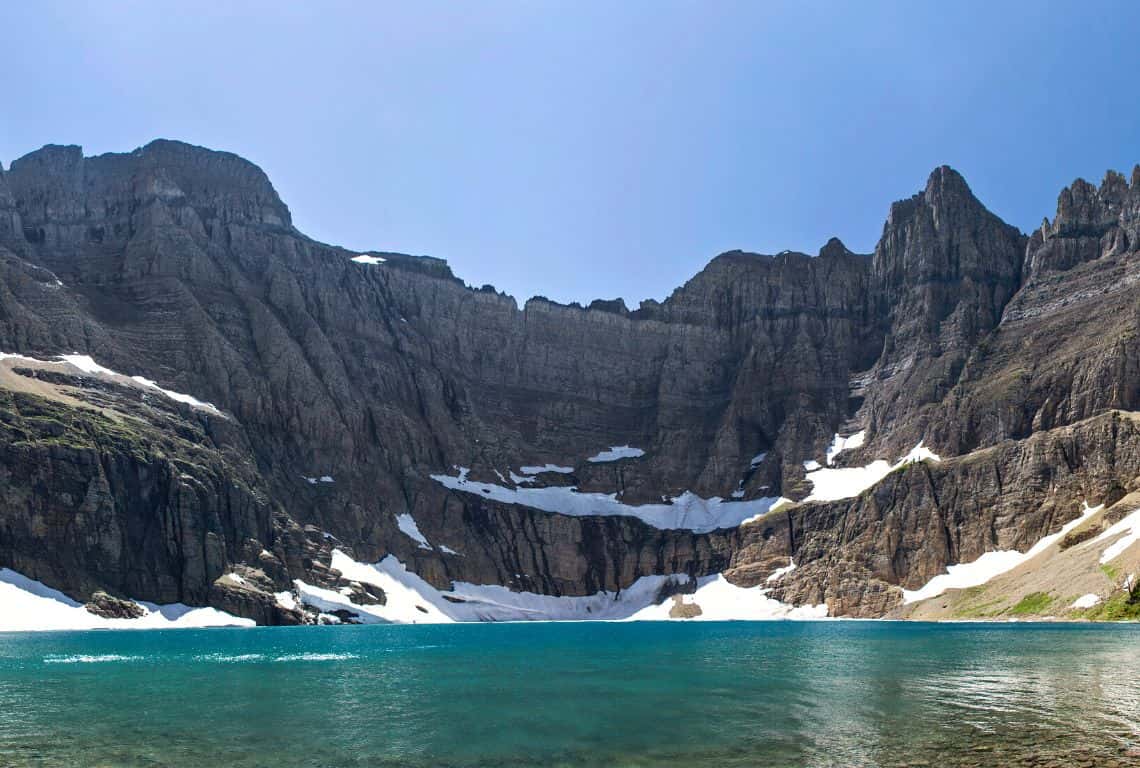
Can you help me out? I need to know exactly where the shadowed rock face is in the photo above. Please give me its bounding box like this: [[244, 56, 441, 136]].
[[1, 139, 1138, 620]]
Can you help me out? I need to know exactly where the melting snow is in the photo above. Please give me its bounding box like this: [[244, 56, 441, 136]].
[[395, 513, 432, 550], [587, 445, 645, 463], [0, 351, 223, 415], [291, 550, 827, 623], [627, 574, 828, 621], [804, 441, 941, 502], [1093, 508, 1140, 564], [825, 430, 866, 466], [902, 503, 1104, 604], [519, 464, 574, 475], [1071, 593, 1101, 609], [275, 591, 297, 611], [430, 470, 788, 533], [0, 568, 253, 632], [350, 254, 387, 265], [766, 559, 796, 583]]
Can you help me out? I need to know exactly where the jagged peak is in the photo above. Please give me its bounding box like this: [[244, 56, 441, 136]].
[[923, 164, 973, 201], [818, 237, 854, 259]]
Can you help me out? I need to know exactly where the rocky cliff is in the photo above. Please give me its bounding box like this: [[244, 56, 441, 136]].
[[1, 140, 1138, 624]]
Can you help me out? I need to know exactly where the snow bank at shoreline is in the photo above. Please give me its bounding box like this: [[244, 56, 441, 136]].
[[0, 568, 253, 632]]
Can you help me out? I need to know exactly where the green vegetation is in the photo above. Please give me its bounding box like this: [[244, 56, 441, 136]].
[[1080, 590, 1140, 621], [1100, 563, 1119, 581], [1009, 592, 1054, 615]]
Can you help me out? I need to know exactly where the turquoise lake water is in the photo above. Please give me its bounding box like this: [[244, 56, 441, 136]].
[[1, 621, 1138, 767]]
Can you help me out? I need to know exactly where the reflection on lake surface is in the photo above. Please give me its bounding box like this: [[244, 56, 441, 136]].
[[0, 621, 1138, 767]]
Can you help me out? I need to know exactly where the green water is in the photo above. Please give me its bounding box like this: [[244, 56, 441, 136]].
[[1, 621, 1138, 767]]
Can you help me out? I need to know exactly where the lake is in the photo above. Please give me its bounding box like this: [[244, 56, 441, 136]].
[[0, 621, 1138, 767]]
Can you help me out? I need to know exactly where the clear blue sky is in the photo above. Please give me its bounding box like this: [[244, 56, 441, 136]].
[[2, 2, 1138, 305]]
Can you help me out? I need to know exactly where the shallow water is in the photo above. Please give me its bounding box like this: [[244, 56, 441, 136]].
[[0, 621, 1138, 767]]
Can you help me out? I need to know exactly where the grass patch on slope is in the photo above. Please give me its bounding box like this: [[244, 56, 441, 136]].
[[1009, 592, 1054, 615]]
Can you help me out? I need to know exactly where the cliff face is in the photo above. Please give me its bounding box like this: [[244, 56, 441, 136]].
[[1, 139, 1138, 622]]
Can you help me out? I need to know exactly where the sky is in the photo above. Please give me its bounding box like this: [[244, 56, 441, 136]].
[[2, 2, 1138, 306]]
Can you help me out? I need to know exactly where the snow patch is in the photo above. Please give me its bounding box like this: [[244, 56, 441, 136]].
[[627, 574, 828, 621], [750, 452, 768, 467], [395, 513, 432, 550], [766, 559, 796, 583], [1093, 508, 1140, 564], [0, 568, 253, 632], [902, 503, 1104, 604], [804, 441, 941, 502], [587, 445, 645, 463], [825, 430, 866, 466], [1071, 593, 1101, 609], [321, 550, 826, 623], [430, 470, 788, 533], [0, 351, 222, 415], [519, 463, 574, 475], [350, 254, 387, 265]]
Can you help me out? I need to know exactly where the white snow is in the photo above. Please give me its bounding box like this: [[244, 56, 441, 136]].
[[0, 568, 253, 632], [804, 441, 941, 502], [627, 574, 828, 621], [508, 471, 535, 485], [430, 469, 788, 533], [439, 544, 461, 556], [129, 376, 222, 415], [395, 513, 432, 550], [306, 550, 827, 623], [350, 254, 387, 265], [0, 351, 222, 415], [766, 559, 797, 583], [319, 475, 334, 483], [1071, 593, 1101, 609], [587, 445, 645, 463], [902, 503, 1104, 604], [1093, 508, 1140, 564], [59, 354, 117, 376], [275, 591, 297, 611], [825, 430, 866, 466], [731, 489, 746, 499], [519, 463, 574, 475], [750, 452, 768, 467]]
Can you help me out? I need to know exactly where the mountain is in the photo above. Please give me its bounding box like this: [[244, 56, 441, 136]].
[[1, 140, 1138, 626]]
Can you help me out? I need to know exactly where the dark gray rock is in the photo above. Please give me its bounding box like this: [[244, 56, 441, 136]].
[[2, 139, 1139, 621]]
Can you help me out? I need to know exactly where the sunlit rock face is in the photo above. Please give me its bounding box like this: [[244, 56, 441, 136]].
[[1, 139, 1139, 624]]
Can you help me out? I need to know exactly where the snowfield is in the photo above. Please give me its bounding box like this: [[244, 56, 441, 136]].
[[395, 513, 433, 550], [282, 550, 828, 624], [902, 503, 1104, 604], [804, 441, 940, 502], [587, 445, 645, 462], [0, 568, 253, 632], [431, 468, 790, 533]]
